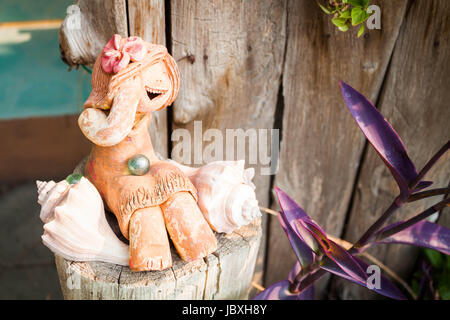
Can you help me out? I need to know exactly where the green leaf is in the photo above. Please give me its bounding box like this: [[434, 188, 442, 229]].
[[317, 2, 332, 15], [438, 271, 450, 300], [332, 17, 348, 28], [66, 173, 83, 185], [348, 0, 368, 7], [425, 249, 444, 268], [351, 7, 367, 26], [340, 10, 351, 19], [357, 24, 365, 37], [338, 25, 349, 32]]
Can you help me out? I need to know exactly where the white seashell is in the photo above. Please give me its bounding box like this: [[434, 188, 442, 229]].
[[36, 180, 71, 223], [39, 177, 129, 265], [170, 160, 261, 234]]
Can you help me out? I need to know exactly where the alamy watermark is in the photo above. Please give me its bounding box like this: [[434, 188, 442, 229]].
[[171, 121, 280, 176], [366, 5, 381, 30], [366, 264, 381, 290]]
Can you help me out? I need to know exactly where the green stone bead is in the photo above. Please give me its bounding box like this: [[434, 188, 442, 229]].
[[66, 173, 82, 184], [127, 154, 150, 176]]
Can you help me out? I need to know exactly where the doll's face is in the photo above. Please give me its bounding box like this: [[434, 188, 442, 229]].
[[139, 60, 173, 113], [79, 38, 179, 147], [143, 61, 172, 108]]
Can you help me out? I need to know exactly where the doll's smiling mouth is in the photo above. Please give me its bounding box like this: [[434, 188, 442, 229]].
[[146, 86, 167, 100]]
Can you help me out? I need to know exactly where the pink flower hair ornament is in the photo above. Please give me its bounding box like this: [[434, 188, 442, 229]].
[[101, 34, 146, 74]]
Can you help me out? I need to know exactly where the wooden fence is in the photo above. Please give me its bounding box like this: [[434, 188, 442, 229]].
[[59, 0, 449, 299]]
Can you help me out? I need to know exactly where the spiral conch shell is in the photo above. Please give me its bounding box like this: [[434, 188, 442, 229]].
[[37, 180, 71, 223], [170, 160, 261, 234], [36, 176, 129, 265]]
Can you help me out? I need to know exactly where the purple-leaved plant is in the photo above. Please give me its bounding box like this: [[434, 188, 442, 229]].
[[255, 82, 450, 300]]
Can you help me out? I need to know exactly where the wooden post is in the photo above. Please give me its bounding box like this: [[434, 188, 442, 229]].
[[128, 0, 169, 158], [55, 220, 261, 300], [265, 0, 408, 294], [169, 0, 287, 297], [333, 0, 450, 299]]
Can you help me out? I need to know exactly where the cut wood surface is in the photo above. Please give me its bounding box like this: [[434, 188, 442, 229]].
[[333, 0, 450, 299], [265, 0, 408, 293], [169, 0, 287, 297], [128, 0, 168, 158], [55, 219, 261, 300]]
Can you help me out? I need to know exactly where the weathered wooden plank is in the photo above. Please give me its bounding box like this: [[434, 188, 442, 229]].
[[59, 0, 128, 67], [128, 0, 166, 45], [128, 0, 168, 157], [334, 0, 450, 299], [169, 0, 287, 297], [55, 219, 261, 300], [265, 0, 408, 294]]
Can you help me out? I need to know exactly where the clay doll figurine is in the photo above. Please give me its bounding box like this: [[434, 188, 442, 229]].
[[78, 34, 217, 271]]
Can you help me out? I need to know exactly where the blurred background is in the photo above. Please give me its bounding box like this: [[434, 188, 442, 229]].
[[0, 0, 91, 299], [0, 0, 449, 300]]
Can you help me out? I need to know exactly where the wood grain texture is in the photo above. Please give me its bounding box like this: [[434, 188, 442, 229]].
[[265, 0, 408, 293], [169, 0, 287, 297], [333, 0, 450, 300], [128, 0, 166, 45], [55, 219, 261, 300], [59, 0, 128, 67], [0, 116, 90, 182], [128, 0, 168, 157]]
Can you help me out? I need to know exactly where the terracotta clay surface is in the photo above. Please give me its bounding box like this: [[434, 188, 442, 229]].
[[79, 35, 217, 271]]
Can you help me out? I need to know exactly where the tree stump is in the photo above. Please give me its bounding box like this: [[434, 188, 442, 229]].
[[55, 219, 261, 300]]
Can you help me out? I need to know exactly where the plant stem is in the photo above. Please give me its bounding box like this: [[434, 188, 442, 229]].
[[251, 281, 265, 292], [410, 140, 450, 188], [407, 187, 450, 202], [259, 206, 279, 216], [328, 235, 417, 299], [352, 198, 402, 249], [258, 209, 416, 300], [295, 268, 327, 293], [81, 64, 92, 74], [377, 197, 450, 240]]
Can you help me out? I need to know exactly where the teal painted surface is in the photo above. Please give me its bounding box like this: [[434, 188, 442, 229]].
[[0, 0, 71, 22], [0, 0, 92, 120]]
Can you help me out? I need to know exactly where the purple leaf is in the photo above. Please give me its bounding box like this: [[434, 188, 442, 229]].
[[414, 181, 433, 192], [339, 81, 419, 198], [275, 187, 317, 263], [355, 257, 406, 300], [276, 187, 367, 284], [377, 220, 450, 255], [297, 285, 315, 300], [418, 261, 434, 300], [287, 261, 301, 283], [286, 261, 316, 299], [253, 280, 300, 300], [278, 211, 314, 267], [254, 271, 315, 300], [318, 238, 368, 284], [322, 256, 406, 300]]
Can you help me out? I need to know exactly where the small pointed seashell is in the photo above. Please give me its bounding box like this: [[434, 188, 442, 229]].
[[41, 177, 129, 265], [36, 180, 71, 223], [169, 160, 261, 234]]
